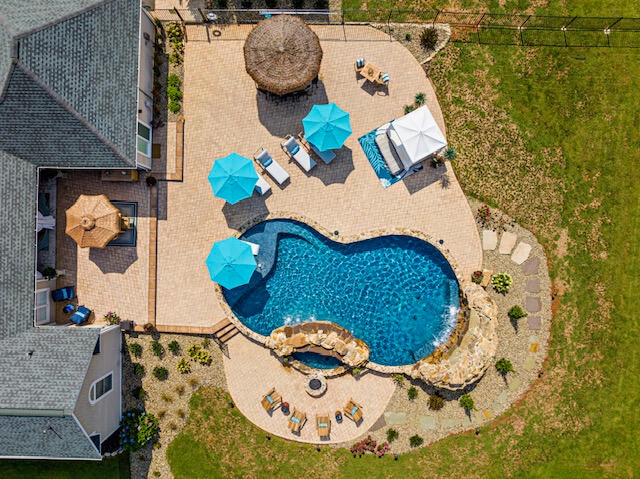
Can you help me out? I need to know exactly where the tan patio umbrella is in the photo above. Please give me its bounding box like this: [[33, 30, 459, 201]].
[[65, 194, 122, 248], [244, 15, 322, 96]]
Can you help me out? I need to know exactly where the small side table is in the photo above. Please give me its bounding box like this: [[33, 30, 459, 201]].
[[281, 402, 290, 415], [335, 411, 343, 423], [63, 304, 75, 314]]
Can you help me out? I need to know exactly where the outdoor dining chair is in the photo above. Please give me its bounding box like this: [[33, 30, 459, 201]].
[[344, 398, 363, 423], [261, 387, 282, 412], [288, 408, 307, 433], [316, 414, 331, 438]]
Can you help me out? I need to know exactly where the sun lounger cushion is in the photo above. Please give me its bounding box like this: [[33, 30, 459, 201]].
[[350, 406, 359, 416], [289, 143, 300, 155], [375, 133, 404, 176], [266, 395, 274, 404], [52, 286, 75, 302], [255, 176, 271, 195], [291, 416, 300, 423], [318, 423, 328, 428], [261, 156, 273, 167]]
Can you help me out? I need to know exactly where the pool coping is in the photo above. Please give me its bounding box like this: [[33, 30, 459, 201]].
[[214, 211, 494, 385]]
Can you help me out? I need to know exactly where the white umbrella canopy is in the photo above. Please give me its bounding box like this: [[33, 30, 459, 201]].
[[389, 106, 447, 167]]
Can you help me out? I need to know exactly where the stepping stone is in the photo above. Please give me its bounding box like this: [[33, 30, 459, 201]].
[[511, 242, 532, 264], [492, 401, 503, 412], [525, 278, 541, 293], [419, 415, 437, 430], [527, 316, 542, 330], [521, 256, 540, 275], [498, 232, 518, 255], [441, 417, 460, 428], [384, 412, 406, 425], [370, 414, 387, 431], [523, 355, 536, 371], [526, 297, 541, 313], [496, 391, 508, 405], [482, 230, 498, 250], [508, 376, 522, 391]]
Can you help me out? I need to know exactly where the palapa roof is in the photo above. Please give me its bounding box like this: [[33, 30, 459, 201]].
[[65, 194, 122, 249], [244, 15, 322, 96]]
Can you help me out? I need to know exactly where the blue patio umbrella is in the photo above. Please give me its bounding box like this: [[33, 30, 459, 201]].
[[208, 153, 259, 204], [206, 237, 257, 289], [302, 103, 352, 152]]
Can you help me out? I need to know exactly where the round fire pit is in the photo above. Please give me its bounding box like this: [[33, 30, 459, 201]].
[[304, 373, 327, 397]]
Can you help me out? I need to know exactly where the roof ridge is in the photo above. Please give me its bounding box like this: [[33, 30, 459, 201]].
[[0, 10, 16, 39], [12, 0, 111, 42], [15, 62, 135, 167]]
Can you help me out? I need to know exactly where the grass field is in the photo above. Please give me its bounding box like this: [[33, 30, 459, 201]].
[[0, 454, 130, 479], [166, 9, 640, 479]]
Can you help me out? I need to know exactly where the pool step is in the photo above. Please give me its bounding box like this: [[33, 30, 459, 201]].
[[212, 319, 239, 343]]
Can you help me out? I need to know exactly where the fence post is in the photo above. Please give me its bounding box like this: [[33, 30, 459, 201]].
[[563, 16, 576, 47], [520, 15, 530, 46], [173, 8, 185, 23], [476, 13, 486, 44], [433, 9, 441, 27]]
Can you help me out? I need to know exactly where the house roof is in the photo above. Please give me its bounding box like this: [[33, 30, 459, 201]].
[[0, 0, 144, 460]]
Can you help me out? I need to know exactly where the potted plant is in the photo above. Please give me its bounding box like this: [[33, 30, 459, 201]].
[[471, 270, 483, 284], [42, 267, 57, 280], [104, 311, 121, 326]]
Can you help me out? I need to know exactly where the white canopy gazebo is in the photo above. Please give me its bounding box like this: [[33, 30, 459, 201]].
[[387, 106, 447, 169]]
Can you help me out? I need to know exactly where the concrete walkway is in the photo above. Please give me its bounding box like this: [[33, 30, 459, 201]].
[[223, 334, 395, 444]]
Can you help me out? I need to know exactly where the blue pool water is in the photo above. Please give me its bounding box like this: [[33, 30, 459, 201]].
[[223, 220, 460, 366], [291, 351, 343, 370]]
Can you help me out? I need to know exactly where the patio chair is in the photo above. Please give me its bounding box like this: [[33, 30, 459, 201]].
[[254, 175, 271, 195], [298, 132, 336, 164], [254, 148, 290, 185], [288, 408, 307, 433], [51, 286, 75, 302], [281, 135, 316, 172], [344, 398, 363, 423], [70, 305, 91, 325], [354, 57, 366, 74], [316, 414, 331, 438], [376, 72, 390, 86], [261, 387, 282, 412]]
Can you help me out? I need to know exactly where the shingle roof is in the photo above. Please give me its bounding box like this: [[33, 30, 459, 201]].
[[0, 415, 101, 460], [0, 328, 100, 410]]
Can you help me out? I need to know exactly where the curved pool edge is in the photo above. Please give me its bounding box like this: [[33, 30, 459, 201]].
[[215, 212, 498, 391]]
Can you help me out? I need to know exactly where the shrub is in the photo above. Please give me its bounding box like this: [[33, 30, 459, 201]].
[[168, 421, 178, 431], [129, 342, 142, 358], [153, 366, 168, 380], [350, 435, 390, 457], [216, 0, 228, 8], [151, 340, 164, 357], [496, 358, 515, 375], [143, 323, 155, 333], [168, 51, 183, 66], [133, 363, 145, 376], [392, 374, 405, 387], [459, 393, 475, 411], [188, 378, 200, 388], [201, 338, 211, 349], [508, 305, 528, 320], [132, 387, 146, 400], [405, 33, 412, 41], [187, 344, 201, 359], [478, 204, 491, 221], [167, 74, 181, 87], [166, 85, 182, 102], [42, 267, 57, 279], [165, 23, 183, 44], [471, 270, 483, 284], [313, 0, 329, 9], [414, 92, 426, 106], [444, 146, 457, 161], [157, 410, 166, 419], [175, 384, 186, 396], [491, 273, 512, 293], [409, 435, 424, 447], [404, 104, 415, 115], [104, 311, 120, 325], [176, 358, 191, 373], [161, 393, 173, 403], [408, 386, 418, 401], [196, 349, 211, 365], [428, 394, 445, 411], [292, 0, 304, 8], [420, 27, 439, 51], [168, 101, 181, 113], [265, 0, 277, 7], [177, 409, 186, 419], [386, 428, 399, 443], [168, 340, 180, 354], [241, 0, 252, 7], [119, 410, 159, 451]]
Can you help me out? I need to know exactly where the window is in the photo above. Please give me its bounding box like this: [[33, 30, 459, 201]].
[[89, 372, 113, 404], [35, 288, 50, 325], [137, 121, 152, 157]]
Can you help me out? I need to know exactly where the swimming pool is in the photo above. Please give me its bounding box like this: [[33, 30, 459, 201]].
[[223, 219, 460, 366]]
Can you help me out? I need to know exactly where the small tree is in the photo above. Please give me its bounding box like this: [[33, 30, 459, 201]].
[[420, 28, 439, 51], [408, 386, 418, 401], [409, 435, 424, 447], [495, 358, 515, 376], [443, 147, 457, 161], [386, 428, 399, 443], [459, 394, 475, 412], [508, 305, 528, 320]]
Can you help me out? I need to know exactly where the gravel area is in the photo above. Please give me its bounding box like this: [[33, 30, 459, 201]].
[[122, 333, 227, 479]]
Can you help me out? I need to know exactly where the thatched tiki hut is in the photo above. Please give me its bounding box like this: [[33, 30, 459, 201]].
[[244, 15, 322, 96]]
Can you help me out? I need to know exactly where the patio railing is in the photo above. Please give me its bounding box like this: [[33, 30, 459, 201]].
[[150, 8, 640, 48]]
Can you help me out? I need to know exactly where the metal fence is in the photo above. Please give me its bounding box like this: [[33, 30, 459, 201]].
[[151, 8, 640, 48]]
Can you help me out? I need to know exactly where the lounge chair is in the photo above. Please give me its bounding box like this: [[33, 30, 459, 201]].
[[70, 305, 91, 325], [281, 135, 316, 172], [261, 387, 282, 412], [298, 132, 335, 164], [376, 72, 390, 85], [288, 408, 306, 433], [316, 414, 331, 438], [255, 175, 271, 195], [254, 148, 290, 185], [51, 286, 75, 302], [240, 240, 260, 256], [344, 398, 363, 423], [354, 57, 366, 74]]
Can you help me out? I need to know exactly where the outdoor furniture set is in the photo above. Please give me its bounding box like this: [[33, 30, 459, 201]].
[[261, 388, 364, 438], [51, 286, 92, 325], [355, 58, 390, 86]]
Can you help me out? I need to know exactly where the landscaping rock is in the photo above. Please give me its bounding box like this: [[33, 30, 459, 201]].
[[482, 230, 498, 250], [525, 297, 541, 313], [521, 256, 540, 275], [527, 316, 542, 330], [525, 278, 541, 293], [510, 242, 532, 264]]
